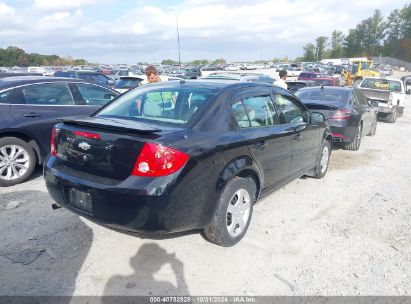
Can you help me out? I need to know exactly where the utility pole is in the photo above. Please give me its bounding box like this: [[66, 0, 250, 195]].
[[176, 17, 181, 67]]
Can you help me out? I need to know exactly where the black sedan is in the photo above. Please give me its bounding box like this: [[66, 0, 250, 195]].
[[44, 80, 332, 246], [295, 87, 378, 151], [0, 76, 118, 186]]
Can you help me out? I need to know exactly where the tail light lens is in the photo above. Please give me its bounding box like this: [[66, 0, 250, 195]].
[[51, 128, 57, 156], [73, 131, 101, 140], [132, 143, 189, 177], [328, 109, 351, 120], [331, 132, 348, 139]]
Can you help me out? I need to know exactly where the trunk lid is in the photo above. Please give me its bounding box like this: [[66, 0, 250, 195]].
[[54, 116, 183, 180], [304, 103, 340, 120]]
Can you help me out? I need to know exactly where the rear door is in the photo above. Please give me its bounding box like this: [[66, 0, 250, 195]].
[[9, 82, 88, 158], [0, 89, 14, 129], [273, 93, 320, 177], [231, 92, 292, 192]]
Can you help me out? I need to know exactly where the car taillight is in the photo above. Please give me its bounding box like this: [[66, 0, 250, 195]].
[[132, 143, 189, 177], [51, 128, 57, 156], [73, 131, 101, 140], [331, 132, 348, 139], [328, 109, 351, 120]]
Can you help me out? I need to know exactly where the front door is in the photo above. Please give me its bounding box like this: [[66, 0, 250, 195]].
[[272, 93, 320, 177]]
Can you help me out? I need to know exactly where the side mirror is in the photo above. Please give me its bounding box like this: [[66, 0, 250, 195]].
[[311, 112, 325, 124], [107, 80, 116, 86]]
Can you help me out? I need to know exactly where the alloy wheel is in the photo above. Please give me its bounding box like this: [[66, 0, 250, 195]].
[[0, 145, 30, 181], [320, 145, 329, 174]]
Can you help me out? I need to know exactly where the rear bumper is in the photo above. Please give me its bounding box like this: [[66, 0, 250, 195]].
[[44, 156, 214, 234], [328, 126, 355, 143]]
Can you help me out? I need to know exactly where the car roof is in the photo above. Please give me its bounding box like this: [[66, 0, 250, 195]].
[[138, 79, 274, 90], [0, 76, 89, 90], [297, 86, 352, 92]]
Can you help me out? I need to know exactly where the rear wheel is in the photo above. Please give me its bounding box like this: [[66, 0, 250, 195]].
[[368, 118, 377, 136], [0, 137, 36, 187], [344, 124, 362, 151], [386, 110, 397, 123], [310, 140, 331, 179], [204, 177, 256, 247]]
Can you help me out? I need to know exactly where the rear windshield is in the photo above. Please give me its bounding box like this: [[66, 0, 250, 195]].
[[295, 89, 350, 106], [115, 78, 143, 89], [96, 85, 221, 125], [287, 83, 306, 91], [360, 78, 402, 92], [314, 79, 333, 86]]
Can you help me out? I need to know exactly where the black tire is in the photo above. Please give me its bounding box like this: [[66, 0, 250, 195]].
[[310, 140, 331, 179], [386, 110, 397, 123], [344, 124, 362, 151], [368, 118, 377, 136], [204, 177, 256, 247], [0, 137, 36, 187]]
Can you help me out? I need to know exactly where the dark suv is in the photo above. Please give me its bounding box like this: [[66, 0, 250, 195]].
[[0, 76, 118, 186], [54, 71, 116, 89]]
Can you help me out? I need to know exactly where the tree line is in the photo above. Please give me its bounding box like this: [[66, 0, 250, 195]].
[[300, 4, 411, 62], [0, 46, 88, 67]]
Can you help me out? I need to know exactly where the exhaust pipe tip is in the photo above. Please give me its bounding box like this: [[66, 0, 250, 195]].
[[52, 203, 62, 210]]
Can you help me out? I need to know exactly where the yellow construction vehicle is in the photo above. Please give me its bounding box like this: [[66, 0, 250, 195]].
[[342, 60, 380, 86]]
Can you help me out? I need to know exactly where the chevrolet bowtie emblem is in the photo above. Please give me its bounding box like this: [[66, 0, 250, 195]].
[[78, 142, 91, 151]]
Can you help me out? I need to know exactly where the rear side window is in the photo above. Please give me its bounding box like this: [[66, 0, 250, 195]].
[[54, 71, 76, 78], [96, 86, 220, 125], [0, 90, 11, 104], [76, 84, 117, 106], [273, 94, 308, 125], [22, 83, 74, 105]]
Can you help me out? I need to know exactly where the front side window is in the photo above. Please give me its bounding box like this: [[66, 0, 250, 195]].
[[231, 96, 278, 128], [93, 74, 109, 84], [96, 86, 220, 125], [22, 83, 74, 105], [78, 73, 94, 82], [76, 84, 117, 106], [274, 94, 308, 125]]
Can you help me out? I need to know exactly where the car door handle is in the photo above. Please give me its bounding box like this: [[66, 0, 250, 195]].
[[292, 133, 302, 141], [23, 113, 41, 118], [254, 141, 267, 150]]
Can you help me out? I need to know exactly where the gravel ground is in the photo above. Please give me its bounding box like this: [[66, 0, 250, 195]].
[[0, 72, 410, 296]]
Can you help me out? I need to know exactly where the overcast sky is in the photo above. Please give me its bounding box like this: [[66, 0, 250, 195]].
[[0, 0, 409, 64]]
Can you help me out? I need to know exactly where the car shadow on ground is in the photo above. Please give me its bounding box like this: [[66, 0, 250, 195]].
[[0, 190, 93, 300], [103, 243, 190, 297], [27, 165, 44, 182]]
